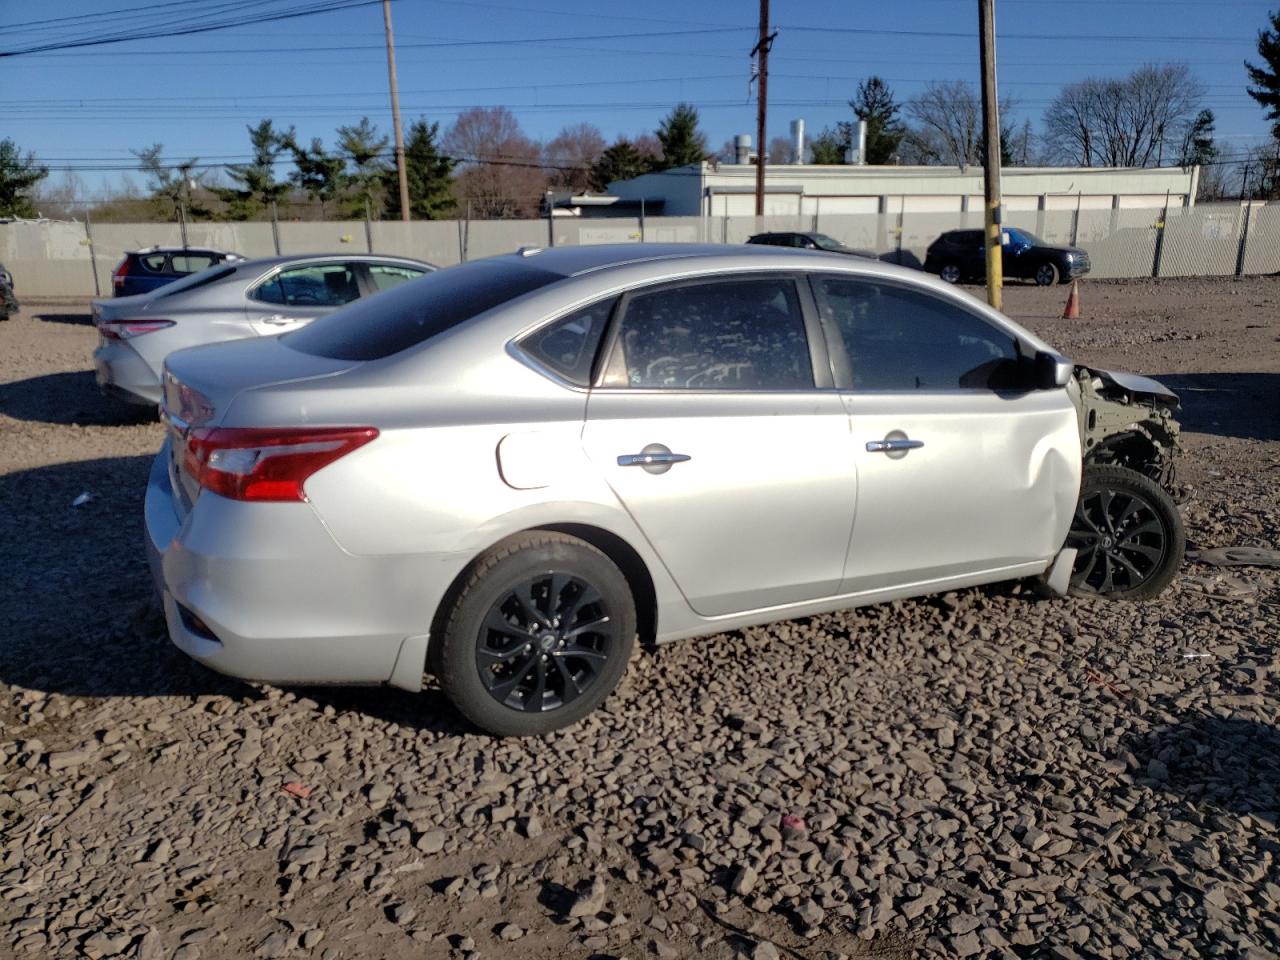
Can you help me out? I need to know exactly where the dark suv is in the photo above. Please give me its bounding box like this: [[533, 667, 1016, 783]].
[[924, 228, 1089, 286], [112, 247, 244, 297]]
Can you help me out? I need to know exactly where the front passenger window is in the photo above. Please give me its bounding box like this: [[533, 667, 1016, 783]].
[[813, 276, 1023, 391]]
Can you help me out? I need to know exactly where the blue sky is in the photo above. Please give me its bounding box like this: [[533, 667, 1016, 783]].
[[1, 0, 1274, 198]]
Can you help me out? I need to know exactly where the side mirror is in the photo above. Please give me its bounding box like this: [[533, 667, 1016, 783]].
[[1034, 350, 1074, 390]]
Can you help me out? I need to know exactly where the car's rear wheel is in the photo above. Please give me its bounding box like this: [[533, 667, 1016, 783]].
[[1034, 262, 1060, 286], [939, 262, 962, 284], [1066, 465, 1183, 599], [437, 532, 636, 736]]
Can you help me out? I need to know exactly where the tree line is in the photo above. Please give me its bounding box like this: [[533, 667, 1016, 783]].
[[6, 15, 1280, 223]]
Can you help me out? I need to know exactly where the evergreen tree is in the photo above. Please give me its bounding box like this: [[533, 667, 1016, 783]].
[[844, 77, 904, 164], [590, 138, 653, 189], [654, 103, 708, 170], [1246, 10, 1280, 138], [288, 136, 346, 218], [336, 117, 391, 217], [218, 119, 294, 220], [383, 118, 456, 220], [0, 139, 48, 218], [132, 143, 210, 219], [1176, 109, 1217, 166], [807, 127, 846, 164]]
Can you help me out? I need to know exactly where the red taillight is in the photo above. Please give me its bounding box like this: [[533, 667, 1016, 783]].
[[112, 259, 131, 289], [100, 319, 174, 340], [183, 426, 378, 502]]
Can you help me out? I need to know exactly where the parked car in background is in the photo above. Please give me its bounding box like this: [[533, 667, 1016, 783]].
[[94, 254, 434, 404], [747, 231, 876, 259], [146, 243, 1183, 737], [0, 262, 17, 321], [112, 247, 245, 297], [924, 227, 1090, 286]]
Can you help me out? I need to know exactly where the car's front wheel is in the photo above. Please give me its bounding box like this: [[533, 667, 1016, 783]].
[[1034, 262, 1060, 286], [1066, 465, 1184, 599], [437, 532, 636, 736]]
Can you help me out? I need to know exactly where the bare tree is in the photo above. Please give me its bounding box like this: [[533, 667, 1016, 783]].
[[900, 81, 1016, 167], [543, 122, 606, 194], [1043, 64, 1204, 167], [442, 106, 547, 217], [767, 135, 793, 164]]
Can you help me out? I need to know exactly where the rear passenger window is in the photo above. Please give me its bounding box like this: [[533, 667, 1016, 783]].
[[169, 254, 216, 274], [518, 297, 615, 386], [368, 264, 427, 292], [605, 279, 813, 390], [141, 254, 167, 272], [813, 276, 1022, 391]]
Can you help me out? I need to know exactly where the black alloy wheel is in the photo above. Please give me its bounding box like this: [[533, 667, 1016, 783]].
[[477, 572, 617, 712], [1067, 465, 1183, 599], [438, 532, 636, 736]]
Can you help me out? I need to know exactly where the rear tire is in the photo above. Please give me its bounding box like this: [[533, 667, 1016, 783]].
[[939, 262, 962, 284], [1067, 465, 1183, 599], [1034, 262, 1060, 286], [438, 532, 636, 736]]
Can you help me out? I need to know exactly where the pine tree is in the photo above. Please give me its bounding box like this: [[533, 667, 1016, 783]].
[[807, 127, 846, 165], [844, 77, 904, 164], [288, 137, 346, 218], [336, 117, 391, 218], [218, 119, 294, 220], [383, 118, 456, 220], [1247, 10, 1280, 138], [590, 139, 653, 189], [0, 139, 48, 218], [654, 103, 708, 170]]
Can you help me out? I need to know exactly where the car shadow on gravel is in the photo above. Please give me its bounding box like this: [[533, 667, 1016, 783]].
[[1125, 713, 1279, 825], [0, 454, 258, 702], [293, 684, 476, 737], [34, 312, 94, 326], [1152, 372, 1280, 442], [0, 370, 157, 426]]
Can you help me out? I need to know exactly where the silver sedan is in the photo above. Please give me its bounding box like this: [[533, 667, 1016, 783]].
[[92, 253, 434, 405], [146, 244, 1185, 736]]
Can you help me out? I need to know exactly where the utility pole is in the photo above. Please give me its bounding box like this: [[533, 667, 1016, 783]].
[[382, 0, 410, 222], [978, 0, 1003, 310], [752, 0, 773, 217]]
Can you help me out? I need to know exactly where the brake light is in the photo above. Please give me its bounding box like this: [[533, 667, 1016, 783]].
[[183, 426, 378, 502], [100, 319, 174, 340], [112, 259, 131, 290]]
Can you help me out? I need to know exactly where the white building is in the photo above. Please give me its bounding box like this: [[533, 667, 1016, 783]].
[[605, 163, 1200, 218]]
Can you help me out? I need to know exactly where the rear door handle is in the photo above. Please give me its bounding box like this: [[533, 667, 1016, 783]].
[[866, 438, 924, 453], [618, 451, 691, 467]]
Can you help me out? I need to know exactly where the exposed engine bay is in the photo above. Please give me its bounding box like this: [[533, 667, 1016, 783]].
[[1070, 365, 1184, 500]]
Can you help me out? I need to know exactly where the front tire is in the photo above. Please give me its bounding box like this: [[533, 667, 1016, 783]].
[[1034, 262, 1060, 286], [1067, 465, 1184, 599], [438, 532, 636, 736]]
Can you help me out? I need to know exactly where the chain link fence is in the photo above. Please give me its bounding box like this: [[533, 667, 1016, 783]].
[[2, 201, 1275, 299]]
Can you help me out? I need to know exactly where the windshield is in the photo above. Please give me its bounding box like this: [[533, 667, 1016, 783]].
[[153, 264, 238, 298], [284, 258, 564, 361], [1007, 228, 1045, 247], [810, 234, 847, 251]]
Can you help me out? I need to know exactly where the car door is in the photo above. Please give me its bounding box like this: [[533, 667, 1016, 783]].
[[580, 274, 857, 618], [810, 273, 1081, 594], [245, 261, 363, 335]]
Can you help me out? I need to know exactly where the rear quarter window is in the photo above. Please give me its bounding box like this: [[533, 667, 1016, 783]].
[[284, 259, 564, 361]]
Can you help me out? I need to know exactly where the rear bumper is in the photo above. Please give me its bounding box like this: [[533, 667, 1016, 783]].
[[145, 445, 463, 691], [94, 340, 161, 405]]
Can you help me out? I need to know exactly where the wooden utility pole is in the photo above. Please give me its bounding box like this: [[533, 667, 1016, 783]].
[[382, 0, 411, 222], [978, 0, 1003, 309], [753, 0, 771, 217]]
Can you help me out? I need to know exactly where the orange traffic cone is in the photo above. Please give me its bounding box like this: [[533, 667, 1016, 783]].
[[1062, 280, 1080, 320]]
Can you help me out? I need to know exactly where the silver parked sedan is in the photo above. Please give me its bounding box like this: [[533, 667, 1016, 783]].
[[93, 253, 434, 405], [146, 244, 1185, 736]]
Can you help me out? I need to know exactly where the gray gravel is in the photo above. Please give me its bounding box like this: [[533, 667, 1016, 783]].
[[1, 279, 1278, 959]]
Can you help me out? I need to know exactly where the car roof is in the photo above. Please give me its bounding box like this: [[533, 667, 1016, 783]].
[[498, 242, 844, 277], [229, 253, 435, 270], [127, 246, 238, 256]]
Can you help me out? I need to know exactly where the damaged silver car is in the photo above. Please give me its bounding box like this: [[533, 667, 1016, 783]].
[[147, 244, 1185, 735]]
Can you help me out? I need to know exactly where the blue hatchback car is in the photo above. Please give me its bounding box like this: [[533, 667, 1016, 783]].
[[112, 247, 244, 297]]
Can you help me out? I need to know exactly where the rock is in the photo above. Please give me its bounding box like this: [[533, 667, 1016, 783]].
[[367, 782, 394, 804], [569, 876, 607, 918], [415, 830, 445, 854], [48, 749, 93, 771], [752, 941, 781, 960], [731, 865, 759, 896], [285, 845, 326, 866], [497, 923, 524, 941]]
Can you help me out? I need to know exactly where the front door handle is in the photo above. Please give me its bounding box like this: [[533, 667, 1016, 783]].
[[866, 438, 924, 453], [262, 314, 300, 325]]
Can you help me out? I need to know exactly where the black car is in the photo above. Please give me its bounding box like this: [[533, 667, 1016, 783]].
[[924, 227, 1090, 286], [111, 246, 244, 297], [746, 231, 876, 259]]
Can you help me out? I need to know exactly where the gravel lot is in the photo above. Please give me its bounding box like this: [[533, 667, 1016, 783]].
[[1, 277, 1278, 960]]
